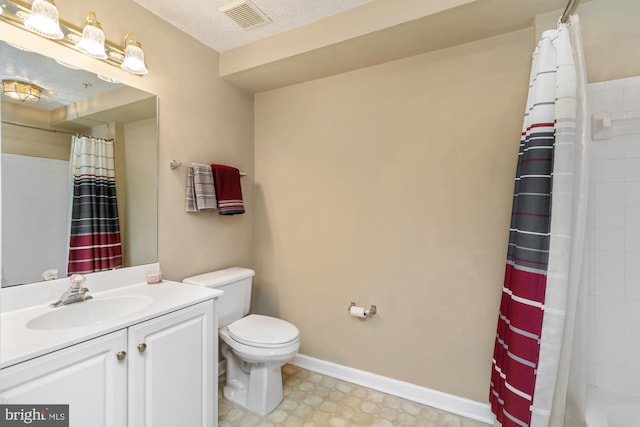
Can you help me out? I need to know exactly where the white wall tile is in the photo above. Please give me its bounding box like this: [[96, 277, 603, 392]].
[[625, 321, 640, 342], [587, 78, 640, 393], [622, 134, 640, 158], [592, 89, 624, 114], [592, 342, 625, 366], [593, 139, 627, 160], [624, 370, 640, 397], [593, 182, 625, 206], [593, 364, 626, 393], [592, 318, 625, 344], [625, 206, 640, 249], [587, 363, 597, 387], [594, 251, 624, 275], [626, 252, 640, 276], [624, 86, 640, 112], [625, 228, 640, 253], [594, 295, 626, 321], [595, 158, 626, 182], [605, 76, 640, 90], [593, 204, 624, 228], [625, 182, 640, 204], [625, 158, 640, 181], [625, 299, 640, 323], [588, 81, 606, 93], [625, 275, 640, 300], [593, 227, 625, 252], [593, 273, 624, 297], [624, 345, 640, 370]]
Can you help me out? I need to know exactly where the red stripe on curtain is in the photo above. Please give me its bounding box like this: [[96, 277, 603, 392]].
[[504, 264, 547, 304], [490, 29, 560, 427], [68, 233, 123, 272], [67, 136, 122, 275]]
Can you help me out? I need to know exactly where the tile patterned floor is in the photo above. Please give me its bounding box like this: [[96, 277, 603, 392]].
[[218, 364, 489, 427]]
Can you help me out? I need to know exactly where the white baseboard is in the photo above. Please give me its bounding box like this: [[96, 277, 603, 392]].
[[290, 354, 493, 425]]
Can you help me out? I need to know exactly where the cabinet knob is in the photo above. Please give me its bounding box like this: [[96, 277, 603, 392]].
[[137, 343, 147, 353], [116, 351, 127, 361]]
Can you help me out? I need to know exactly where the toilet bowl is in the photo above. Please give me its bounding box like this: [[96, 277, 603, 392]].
[[182, 268, 300, 416], [220, 314, 299, 415]]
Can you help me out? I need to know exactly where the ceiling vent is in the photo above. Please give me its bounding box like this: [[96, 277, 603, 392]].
[[218, 0, 272, 31]]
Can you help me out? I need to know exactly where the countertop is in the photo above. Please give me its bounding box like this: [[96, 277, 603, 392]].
[[1, 280, 222, 369]]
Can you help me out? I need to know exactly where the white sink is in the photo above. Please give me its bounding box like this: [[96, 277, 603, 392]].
[[26, 295, 154, 330]]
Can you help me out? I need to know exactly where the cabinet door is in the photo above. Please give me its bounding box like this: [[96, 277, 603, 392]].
[[0, 330, 127, 427], [128, 300, 216, 427]]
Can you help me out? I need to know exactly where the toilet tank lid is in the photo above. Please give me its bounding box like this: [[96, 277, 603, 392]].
[[183, 267, 255, 287]]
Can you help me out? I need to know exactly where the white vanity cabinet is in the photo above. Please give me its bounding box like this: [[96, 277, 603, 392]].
[[0, 300, 217, 427], [0, 330, 128, 426], [128, 300, 216, 427]]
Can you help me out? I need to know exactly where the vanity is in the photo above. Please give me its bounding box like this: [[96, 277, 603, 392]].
[[0, 264, 222, 427]]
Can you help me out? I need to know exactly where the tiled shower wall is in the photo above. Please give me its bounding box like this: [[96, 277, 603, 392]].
[[587, 76, 640, 396], [1, 154, 70, 286]]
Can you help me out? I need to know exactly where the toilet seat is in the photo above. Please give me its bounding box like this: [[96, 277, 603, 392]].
[[227, 314, 299, 348]]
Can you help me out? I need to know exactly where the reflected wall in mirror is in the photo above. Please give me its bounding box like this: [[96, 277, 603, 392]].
[[0, 40, 158, 287]]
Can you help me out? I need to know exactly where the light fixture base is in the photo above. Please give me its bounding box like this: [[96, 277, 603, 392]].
[[2, 79, 42, 102]]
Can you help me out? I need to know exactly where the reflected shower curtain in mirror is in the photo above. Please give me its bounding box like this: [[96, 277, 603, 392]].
[[489, 17, 588, 427], [67, 135, 123, 275]]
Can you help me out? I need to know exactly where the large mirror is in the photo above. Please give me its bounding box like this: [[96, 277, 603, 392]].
[[0, 39, 158, 287]]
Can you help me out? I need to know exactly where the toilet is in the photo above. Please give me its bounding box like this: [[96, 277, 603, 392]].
[[183, 267, 300, 416]]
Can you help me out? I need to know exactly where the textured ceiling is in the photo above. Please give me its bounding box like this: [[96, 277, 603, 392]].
[[132, 0, 373, 52]]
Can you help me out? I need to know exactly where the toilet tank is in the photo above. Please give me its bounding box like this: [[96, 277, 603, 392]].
[[182, 267, 255, 328]]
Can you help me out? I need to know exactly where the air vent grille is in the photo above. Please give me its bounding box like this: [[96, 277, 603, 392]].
[[219, 0, 272, 30]]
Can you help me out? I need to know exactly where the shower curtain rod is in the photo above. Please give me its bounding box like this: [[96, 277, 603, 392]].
[[560, 0, 581, 23], [1, 120, 77, 136]]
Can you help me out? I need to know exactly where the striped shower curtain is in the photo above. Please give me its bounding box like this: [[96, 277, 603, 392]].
[[490, 17, 587, 427], [67, 135, 123, 275]]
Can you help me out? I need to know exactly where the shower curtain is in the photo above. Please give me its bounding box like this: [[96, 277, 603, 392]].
[[67, 135, 123, 275], [489, 16, 588, 427]]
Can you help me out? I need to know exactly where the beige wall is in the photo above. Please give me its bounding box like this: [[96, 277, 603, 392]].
[[252, 0, 638, 403], [1, 102, 73, 160], [254, 29, 532, 401], [0, 0, 255, 281], [124, 118, 158, 267]]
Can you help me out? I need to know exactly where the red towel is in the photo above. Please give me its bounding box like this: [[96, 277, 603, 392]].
[[210, 164, 245, 215]]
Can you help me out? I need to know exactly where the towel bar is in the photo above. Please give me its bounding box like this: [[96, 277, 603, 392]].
[[169, 160, 246, 176]]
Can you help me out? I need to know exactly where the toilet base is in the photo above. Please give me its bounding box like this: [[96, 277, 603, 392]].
[[221, 342, 287, 416], [223, 363, 284, 416]]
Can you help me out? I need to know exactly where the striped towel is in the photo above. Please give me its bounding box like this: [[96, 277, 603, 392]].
[[186, 163, 217, 212], [211, 163, 245, 215]]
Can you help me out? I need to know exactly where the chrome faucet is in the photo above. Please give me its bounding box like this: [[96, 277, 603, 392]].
[[51, 274, 93, 307]]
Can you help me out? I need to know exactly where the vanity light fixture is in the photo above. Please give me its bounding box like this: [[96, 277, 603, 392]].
[[120, 32, 148, 76], [23, 0, 63, 40], [75, 12, 107, 59], [0, 0, 149, 76], [2, 80, 42, 102]]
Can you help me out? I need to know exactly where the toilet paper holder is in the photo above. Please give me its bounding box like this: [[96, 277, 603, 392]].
[[348, 302, 377, 316]]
